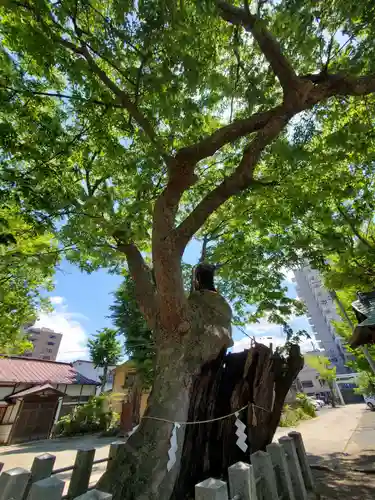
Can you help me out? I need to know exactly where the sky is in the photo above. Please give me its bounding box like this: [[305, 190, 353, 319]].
[[34, 239, 317, 362]]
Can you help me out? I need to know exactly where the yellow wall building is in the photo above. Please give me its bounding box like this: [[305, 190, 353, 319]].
[[112, 361, 149, 420]]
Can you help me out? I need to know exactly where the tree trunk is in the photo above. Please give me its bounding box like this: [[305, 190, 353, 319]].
[[98, 292, 303, 499], [101, 364, 108, 393], [328, 382, 336, 408]]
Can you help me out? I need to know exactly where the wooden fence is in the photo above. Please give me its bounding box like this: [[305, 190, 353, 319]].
[[195, 431, 315, 500], [0, 440, 126, 499], [0, 431, 314, 499]]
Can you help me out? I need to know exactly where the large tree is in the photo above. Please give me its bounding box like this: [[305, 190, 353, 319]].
[[2, 0, 375, 498]]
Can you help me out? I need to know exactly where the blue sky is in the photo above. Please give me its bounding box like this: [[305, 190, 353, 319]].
[[35, 239, 316, 362]]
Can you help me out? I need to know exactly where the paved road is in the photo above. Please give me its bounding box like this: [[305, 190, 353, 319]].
[[274, 403, 371, 459]]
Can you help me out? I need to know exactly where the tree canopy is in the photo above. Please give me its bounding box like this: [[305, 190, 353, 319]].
[[110, 276, 154, 387], [88, 327, 122, 391], [2, 0, 375, 332], [0, 202, 57, 353]]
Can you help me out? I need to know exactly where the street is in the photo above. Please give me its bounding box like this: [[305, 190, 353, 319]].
[[274, 404, 368, 458], [0, 404, 373, 494]]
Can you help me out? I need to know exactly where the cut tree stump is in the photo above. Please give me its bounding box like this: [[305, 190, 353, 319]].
[[172, 342, 303, 499]]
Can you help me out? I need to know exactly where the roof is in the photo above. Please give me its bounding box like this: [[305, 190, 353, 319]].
[[7, 384, 66, 400], [0, 357, 98, 385]]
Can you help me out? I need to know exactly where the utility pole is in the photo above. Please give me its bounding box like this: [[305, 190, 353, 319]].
[[330, 290, 375, 375]]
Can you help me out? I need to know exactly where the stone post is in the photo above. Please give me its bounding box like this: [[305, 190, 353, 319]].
[[195, 478, 229, 500], [250, 450, 278, 499], [267, 442, 295, 500], [74, 491, 113, 499], [288, 432, 314, 491], [228, 461, 257, 500], [67, 448, 95, 498], [0, 467, 30, 500], [106, 441, 126, 471], [30, 453, 56, 482], [279, 436, 307, 500], [28, 476, 64, 500]]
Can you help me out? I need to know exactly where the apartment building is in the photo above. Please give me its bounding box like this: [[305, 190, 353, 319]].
[[23, 327, 62, 361], [293, 265, 350, 374]]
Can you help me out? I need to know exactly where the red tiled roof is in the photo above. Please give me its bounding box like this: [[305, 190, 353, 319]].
[[0, 357, 98, 385]]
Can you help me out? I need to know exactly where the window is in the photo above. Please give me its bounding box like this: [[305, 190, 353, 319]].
[[42, 355, 50, 360], [46, 348, 53, 353], [47, 341, 55, 346], [49, 335, 56, 339], [301, 380, 314, 388]]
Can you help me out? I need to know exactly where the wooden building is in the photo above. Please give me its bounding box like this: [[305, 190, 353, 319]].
[[0, 357, 98, 444]]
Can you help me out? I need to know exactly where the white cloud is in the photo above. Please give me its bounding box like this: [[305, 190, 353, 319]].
[[50, 296, 64, 305], [233, 314, 316, 354], [34, 298, 89, 362]]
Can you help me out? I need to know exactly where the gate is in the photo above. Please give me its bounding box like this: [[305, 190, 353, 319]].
[[11, 394, 59, 443]]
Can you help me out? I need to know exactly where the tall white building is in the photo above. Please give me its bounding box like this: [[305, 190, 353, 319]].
[[293, 265, 351, 374]]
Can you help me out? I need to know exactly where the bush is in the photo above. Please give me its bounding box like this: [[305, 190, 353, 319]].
[[54, 395, 120, 437], [279, 394, 317, 427], [296, 393, 317, 417]]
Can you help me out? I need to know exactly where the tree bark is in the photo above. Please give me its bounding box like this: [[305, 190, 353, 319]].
[[98, 292, 303, 500], [101, 364, 108, 393], [97, 290, 234, 499]]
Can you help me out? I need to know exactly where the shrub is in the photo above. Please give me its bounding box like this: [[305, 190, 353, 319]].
[[296, 393, 317, 417], [54, 395, 120, 437], [279, 394, 317, 427]]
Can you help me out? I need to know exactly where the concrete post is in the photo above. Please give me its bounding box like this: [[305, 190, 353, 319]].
[[67, 448, 95, 498], [28, 476, 64, 500], [279, 436, 307, 500], [195, 478, 229, 500], [250, 450, 278, 499], [228, 461, 257, 500], [0, 467, 30, 500], [106, 441, 126, 471], [267, 442, 295, 500], [288, 432, 314, 491], [74, 491, 113, 499], [30, 453, 56, 482]]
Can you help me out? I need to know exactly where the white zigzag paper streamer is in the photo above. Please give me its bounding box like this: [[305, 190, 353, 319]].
[[167, 423, 180, 471], [128, 424, 139, 437], [234, 412, 248, 453]]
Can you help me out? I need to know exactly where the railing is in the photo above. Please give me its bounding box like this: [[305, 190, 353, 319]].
[[0, 431, 314, 500], [0, 440, 125, 500], [195, 431, 315, 499]]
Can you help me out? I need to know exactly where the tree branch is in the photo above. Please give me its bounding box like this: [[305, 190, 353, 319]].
[[217, 1, 299, 94], [336, 203, 375, 251], [115, 239, 157, 330], [302, 72, 375, 97], [77, 45, 157, 143], [175, 115, 289, 250], [175, 106, 282, 164], [0, 85, 124, 109]]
